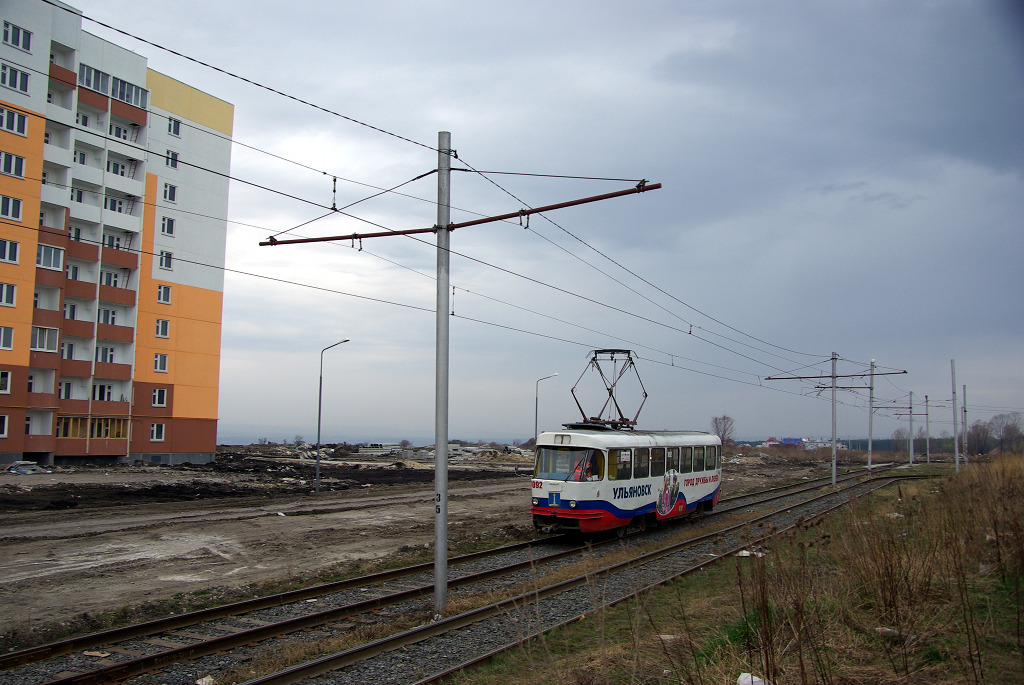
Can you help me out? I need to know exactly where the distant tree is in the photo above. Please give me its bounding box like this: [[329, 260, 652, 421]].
[[892, 427, 909, 451], [990, 412, 1023, 453], [967, 420, 992, 455], [711, 415, 735, 444], [294, 434, 305, 445], [400, 439, 412, 448]]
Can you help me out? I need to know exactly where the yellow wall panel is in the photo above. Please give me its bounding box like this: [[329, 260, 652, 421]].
[[147, 71, 234, 136]]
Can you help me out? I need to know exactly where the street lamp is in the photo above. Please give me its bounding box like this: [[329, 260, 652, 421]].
[[534, 373, 558, 444], [316, 339, 349, 494]]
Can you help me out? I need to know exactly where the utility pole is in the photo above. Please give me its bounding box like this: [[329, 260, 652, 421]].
[[259, 138, 661, 614], [434, 131, 451, 615], [925, 394, 931, 464], [951, 359, 959, 473], [962, 384, 968, 464], [909, 391, 914, 465], [868, 360, 875, 470], [831, 352, 837, 486]]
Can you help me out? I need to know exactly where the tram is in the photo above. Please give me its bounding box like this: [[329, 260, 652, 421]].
[[531, 424, 722, 534]]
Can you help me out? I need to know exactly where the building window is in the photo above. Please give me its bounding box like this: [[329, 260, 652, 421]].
[[0, 194, 22, 220], [110, 77, 148, 109], [26, 374, 34, 393], [60, 341, 74, 359], [104, 196, 124, 213], [92, 383, 112, 402], [30, 326, 59, 352], [69, 226, 82, 241], [36, 244, 64, 270], [99, 308, 116, 325], [96, 346, 115, 363], [1, 282, 15, 306], [161, 217, 175, 236], [74, 150, 86, 165], [0, 369, 9, 393], [2, 22, 31, 51], [102, 233, 122, 250], [157, 284, 171, 304], [154, 353, 168, 373], [70, 188, 84, 203], [58, 381, 71, 399], [90, 417, 127, 438], [0, 107, 27, 135], [63, 302, 76, 319], [65, 263, 79, 280], [1, 63, 29, 93], [100, 270, 120, 288], [57, 416, 88, 438], [155, 318, 169, 338], [152, 388, 167, 407], [78, 64, 109, 93], [0, 415, 7, 438], [106, 160, 125, 176], [163, 183, 177, 202], [168, 118, 181, 136], [165, 150, 178, 168], [158, 251, 172, 270], [109, 124, 128, 140], [0, 151, 25, 178], [0, 326, 11, 349], [150, 422, 166, 442], [76, 111, 89, 127], [0, 238, 17, 263]]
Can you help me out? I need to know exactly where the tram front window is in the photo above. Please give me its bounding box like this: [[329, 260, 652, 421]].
[[534, 447, 603, 481]]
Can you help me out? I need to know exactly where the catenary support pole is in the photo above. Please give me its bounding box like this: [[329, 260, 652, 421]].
[[434, 131, 451, 615], [909, 391, 914, 465], [831, 352, 837, 487], [951, 359, 960, 473], [962, 384, 968, 465], [925, 394, 931, 463], [868, 359, 875, 471]]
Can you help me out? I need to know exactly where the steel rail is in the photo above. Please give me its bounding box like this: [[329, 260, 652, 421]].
[[239, 474, 933, 685]]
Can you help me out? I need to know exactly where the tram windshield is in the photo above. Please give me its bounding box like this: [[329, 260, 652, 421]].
[[534, 446, 603, 481]]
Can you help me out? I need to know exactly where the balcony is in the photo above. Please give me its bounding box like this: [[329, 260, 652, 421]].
[[104, 173, 143, 197], [65, 279, 96, 300], [98, 284, 136, 306], [57, 398, 89, 414], [23, 434, 57, 453], [60, 359, 92, 377], [96, 323, 134, 344], [69, 199, 101, 224], [32, 307, 62, 327], [90, 400, 130, 417], [43, 143, 72, 167], [101, 246, 139, 269], [72, 163, 104, 186], [41, 182, 72, 207], [62, 318, 94, 338], [49, 62, 77, 89], [36, 267, 65, 288], [46, 101, 75, 128], [111, 100, 147, 127], [29, 351, 61, 369], [101, 210, 141, 233], [27, 392, 58, 410], [67, 240, 99, 261], [38, 228, 69, 248], [78, 87, 109, 112], [94, 361, 132, 381]]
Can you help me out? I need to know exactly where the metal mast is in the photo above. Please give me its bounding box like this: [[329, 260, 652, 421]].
[[434, 131, 451, 615]]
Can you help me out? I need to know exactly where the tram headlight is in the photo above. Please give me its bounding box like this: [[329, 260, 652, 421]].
[[532, 497, 539, 506], [569, 500, 577, 508]]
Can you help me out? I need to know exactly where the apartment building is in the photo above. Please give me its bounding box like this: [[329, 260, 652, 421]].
[[0, 1, 233, 465]]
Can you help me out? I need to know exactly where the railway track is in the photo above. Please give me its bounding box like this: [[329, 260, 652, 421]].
[[1, 467, 917, 685]]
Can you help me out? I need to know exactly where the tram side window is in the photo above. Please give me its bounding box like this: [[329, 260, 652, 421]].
[[712, 445, 721, 469], [651, 447, 666, 477], [693, 446, 706, 471], [667, 447, 679, 472], [608, 449, 632, 480], [681, 446, 693, 473], [634, 448, 650, 478]]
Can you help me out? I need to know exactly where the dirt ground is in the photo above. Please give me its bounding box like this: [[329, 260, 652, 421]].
[[0, 449, 832, 641]]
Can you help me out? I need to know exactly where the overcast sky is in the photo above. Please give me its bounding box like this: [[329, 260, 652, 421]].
[[70, 0, 1024, 445]]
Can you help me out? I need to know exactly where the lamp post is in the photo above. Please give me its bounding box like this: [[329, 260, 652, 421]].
[[534, 373, 558, 444], [316, 339, 349, 494]]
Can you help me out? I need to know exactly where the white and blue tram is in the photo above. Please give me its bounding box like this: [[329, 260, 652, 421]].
[[531, 424, 722, 534]]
